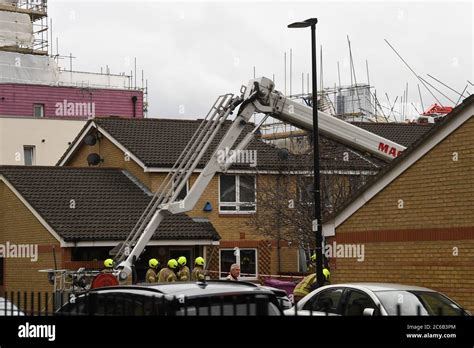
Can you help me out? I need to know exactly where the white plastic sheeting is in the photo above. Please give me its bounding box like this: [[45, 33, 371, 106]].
[[58, 70, 132, 89], [0, 51, 134, 89], [0, 51, 58, 84], [0, 11, 33, 48]]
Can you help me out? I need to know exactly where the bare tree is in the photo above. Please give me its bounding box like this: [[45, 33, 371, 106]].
[[248, 150, 372, 255]]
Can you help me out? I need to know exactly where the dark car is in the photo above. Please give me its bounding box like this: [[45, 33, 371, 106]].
[[56, 280, 283, 316]]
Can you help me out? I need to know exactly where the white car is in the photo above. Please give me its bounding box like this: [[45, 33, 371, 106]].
[[0, 297, 25, 316], [284, 283, 470, 316]]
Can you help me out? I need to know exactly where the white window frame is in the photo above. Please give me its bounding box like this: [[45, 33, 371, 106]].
[[23, 145, 36, 165], [33, 104, 44, 118], [218, 174, 256, 214], [219, 248, 258, 280]]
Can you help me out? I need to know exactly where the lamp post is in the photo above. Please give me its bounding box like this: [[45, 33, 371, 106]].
[[288, 18, 324, 287]]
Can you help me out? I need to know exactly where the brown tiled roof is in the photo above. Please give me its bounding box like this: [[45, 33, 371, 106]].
[[0, 166, 220, 242], [351, 122, 434, 147], [93, 117, 302, 170], [58, 117, 387, 172]]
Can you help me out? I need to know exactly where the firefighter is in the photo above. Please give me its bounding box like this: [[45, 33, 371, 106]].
[[102, 258, 114, 273], [177, 256, 190, 281], [157, 259, 178, 282], [145, 258, 159, 283], [191, 257, 206, 281], [293, 268, 331, 303]]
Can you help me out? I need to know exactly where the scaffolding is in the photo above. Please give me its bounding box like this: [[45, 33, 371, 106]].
[[0, 0, 48, 55]]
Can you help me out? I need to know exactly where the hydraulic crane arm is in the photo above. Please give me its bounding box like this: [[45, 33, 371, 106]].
[[244, 77, 406, 160], [114, 77, 405, 282]]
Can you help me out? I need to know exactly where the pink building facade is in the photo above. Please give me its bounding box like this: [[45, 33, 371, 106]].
[[0, 83, 144, 119]]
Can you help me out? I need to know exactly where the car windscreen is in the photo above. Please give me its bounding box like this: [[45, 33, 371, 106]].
[[174, 294, 282, 316], [375, 290, 465, 316]]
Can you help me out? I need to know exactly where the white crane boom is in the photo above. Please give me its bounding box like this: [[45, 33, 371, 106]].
[[114, 77, 405, 282]]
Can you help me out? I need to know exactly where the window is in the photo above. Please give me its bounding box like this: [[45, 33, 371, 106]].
[[0, 257, 3, 286], [33, 104, 44, 117], [23, 146, 35, 165], [297, 176, 313, 204], [219, 248, 257, 280], [343, 290, 377, 316], [219, 175, 256, 213], [302, 288, 343, 314]]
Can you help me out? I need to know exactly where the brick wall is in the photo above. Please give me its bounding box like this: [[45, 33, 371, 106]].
[[333, 116, 474, 311], [0, 181, 60, 295]]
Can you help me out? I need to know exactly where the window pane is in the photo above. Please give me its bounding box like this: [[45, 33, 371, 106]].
[[0, 257, 3, 286], [344, 291, 377, 316], [220, 175, 236, 202], [23, 146, 35, 165], [219, 250, 236, 278], [298, 177, 313, 203], [239, 175, 255, 203], [240, 249, 256, 278], [34, 104, 44, 117], [308, 288, 343, 314], [220, 205, 237, 211], [239, 204, 255, 211]]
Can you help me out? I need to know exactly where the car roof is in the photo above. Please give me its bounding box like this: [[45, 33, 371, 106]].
[[325, 283, 436, 292], [141, 280, 275, 297]]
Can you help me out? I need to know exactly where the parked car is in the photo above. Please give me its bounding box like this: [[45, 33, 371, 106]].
[[0, 297, 25, 316], [56, 280, 283, 316], [284, 283, 471, 316]]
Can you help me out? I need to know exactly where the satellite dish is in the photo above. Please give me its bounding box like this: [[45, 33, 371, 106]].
[[87, 153, 102, 166], [84, 134, 97, 145], [277, 148, 290, 160]]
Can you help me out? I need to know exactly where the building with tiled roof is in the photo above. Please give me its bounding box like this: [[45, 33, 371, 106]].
[[322, 95, 474, 312], [0, 165, 219, 293]]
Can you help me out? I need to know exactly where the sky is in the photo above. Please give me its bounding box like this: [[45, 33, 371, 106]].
[[48, 0, 473, 120]]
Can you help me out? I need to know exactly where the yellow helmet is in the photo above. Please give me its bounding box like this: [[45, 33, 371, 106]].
[[104, 259, 114, 268], [195, 257, 205, 266], [177, 256, 187, 266], [149, 258, 159, 269], [310, 254, 316, 262], [323, 268, 331, 281], [168, 259, 178, 269]]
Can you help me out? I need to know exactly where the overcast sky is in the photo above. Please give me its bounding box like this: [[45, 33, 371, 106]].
[[49, 0, 473, 120]]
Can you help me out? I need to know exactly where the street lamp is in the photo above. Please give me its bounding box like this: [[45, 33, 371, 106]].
[[288, 18, 324, 287]]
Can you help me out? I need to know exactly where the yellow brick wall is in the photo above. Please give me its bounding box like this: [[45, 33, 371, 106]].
[[333, 116, 474, 312], [0, 181, 60, 295], [270, 246, 299, 275], [338, 117, 474, 233], [331, 240, 474, 312]]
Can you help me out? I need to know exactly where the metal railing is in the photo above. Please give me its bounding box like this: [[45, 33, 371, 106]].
[[0, 290, 467, 317]]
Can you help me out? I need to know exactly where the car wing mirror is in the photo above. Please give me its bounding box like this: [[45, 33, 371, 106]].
[[363, 308, 375, 316]]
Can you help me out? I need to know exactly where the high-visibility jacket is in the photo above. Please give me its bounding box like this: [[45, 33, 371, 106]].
[[293, 274, 317, 298], [145, 268, 157, 283], [177, 266, 190, 281], [157, 267, 177, 283], [191, 266, 206, 281]]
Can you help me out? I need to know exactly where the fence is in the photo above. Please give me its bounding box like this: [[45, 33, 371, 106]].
[[0, 290, 467, 317]]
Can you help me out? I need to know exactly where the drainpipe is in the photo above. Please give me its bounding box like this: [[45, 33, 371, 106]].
[[131, 96, 138, 118]]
